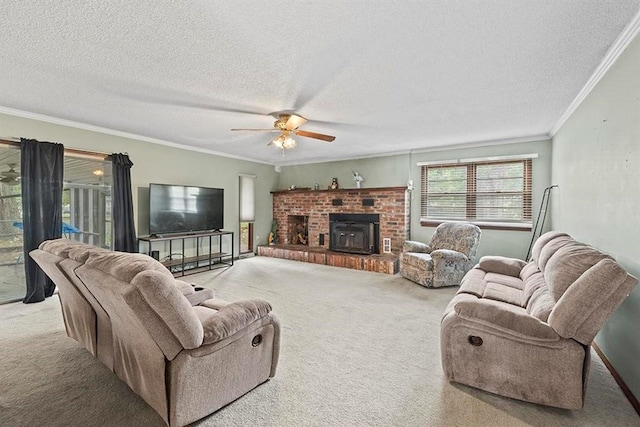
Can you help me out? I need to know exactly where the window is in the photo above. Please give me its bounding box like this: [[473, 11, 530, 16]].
[[420, 158, 532, 230], [239, 175, 256, 253]]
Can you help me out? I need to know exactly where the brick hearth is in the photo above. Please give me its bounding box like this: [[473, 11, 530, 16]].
[[257, 245, 399, 274], [260, 186, 410, 274]]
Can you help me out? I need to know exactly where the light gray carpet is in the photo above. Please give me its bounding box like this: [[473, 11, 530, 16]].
[[0, 257, 638, 426]]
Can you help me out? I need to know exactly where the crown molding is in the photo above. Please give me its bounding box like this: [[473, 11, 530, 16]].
[[550, 10, 640, 137], [274, 133, 550, 167], [0, 106, 273, 165], [1, 104, 551, 169]]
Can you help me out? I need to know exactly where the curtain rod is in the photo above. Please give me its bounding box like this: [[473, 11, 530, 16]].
[[0, 137, 109, 160]]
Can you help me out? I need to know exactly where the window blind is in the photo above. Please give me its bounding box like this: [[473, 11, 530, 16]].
[[421, 159, 532, 225], [239, 175, 255, 222]]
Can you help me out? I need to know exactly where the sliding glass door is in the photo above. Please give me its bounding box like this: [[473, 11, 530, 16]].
[[0, 145, 24, 303], [0, 143, 112, 304]]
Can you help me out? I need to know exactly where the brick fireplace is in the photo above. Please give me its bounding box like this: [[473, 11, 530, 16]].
[[258, 187, 411, 274], [270, 187, 410, 254]]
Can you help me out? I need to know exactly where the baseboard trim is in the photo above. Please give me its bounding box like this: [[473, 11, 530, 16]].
[[592, 342, 640, 416]]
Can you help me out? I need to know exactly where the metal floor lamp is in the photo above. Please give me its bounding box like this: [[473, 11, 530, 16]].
[[526, 185, 558, 261]]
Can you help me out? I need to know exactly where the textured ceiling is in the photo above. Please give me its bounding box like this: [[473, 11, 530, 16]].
[[1, 1, 639, 166]]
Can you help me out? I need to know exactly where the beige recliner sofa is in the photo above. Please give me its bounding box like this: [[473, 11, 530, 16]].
[[440, 231, 637, 409], [31, 238, 280, 426]]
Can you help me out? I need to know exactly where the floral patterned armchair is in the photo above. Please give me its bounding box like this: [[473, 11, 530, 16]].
[[400, 222, 481, 288]]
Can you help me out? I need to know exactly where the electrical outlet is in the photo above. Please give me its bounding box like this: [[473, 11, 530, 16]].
[[383, 238, 392, 253]]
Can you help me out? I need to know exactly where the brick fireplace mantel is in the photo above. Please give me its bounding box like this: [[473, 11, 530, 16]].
[[270, 186, 410, 254]]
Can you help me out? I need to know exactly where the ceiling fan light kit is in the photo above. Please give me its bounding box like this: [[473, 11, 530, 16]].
[[0, 163, 21, 186], [231, 113, 336, 151], [271, 131, 297, 150]]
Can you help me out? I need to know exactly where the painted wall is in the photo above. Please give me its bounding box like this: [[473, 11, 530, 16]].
[[279, 139, 552, 259], [551, 34, 640, 399], [0, 113, 279, 255]]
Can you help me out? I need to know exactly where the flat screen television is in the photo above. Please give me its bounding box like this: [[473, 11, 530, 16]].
[[149, 183, 224, 236]]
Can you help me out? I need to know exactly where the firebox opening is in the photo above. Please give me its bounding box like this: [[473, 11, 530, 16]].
[[288, 215, 309, 245]]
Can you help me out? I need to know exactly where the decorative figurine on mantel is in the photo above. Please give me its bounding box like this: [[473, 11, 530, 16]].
[[329, 177, 339, 190], [352, 171, 364, 188]]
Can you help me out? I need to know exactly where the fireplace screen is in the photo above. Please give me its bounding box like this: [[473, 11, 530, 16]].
[[329, 213, 379, 255]]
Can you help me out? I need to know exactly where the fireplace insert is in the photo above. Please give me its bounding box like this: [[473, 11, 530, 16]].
[[329, 213, 379, 255]]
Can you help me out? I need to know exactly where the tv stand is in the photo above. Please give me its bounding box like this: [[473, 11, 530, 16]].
[[138, 230, 234, 277]]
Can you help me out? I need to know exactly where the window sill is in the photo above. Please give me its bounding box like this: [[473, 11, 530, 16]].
[[420, 219, 532, 232]]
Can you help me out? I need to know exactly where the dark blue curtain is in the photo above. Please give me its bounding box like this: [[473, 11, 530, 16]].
[[111, 153, 138, 252], [21, 138, 64, 303]]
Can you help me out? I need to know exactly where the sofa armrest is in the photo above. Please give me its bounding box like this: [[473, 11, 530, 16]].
[[175, 279, 196, 295], [478, 256, 527, 277], [200, 298, 231, 310], [402, 240, 431, 253], [431, 249, 468, 263], [185, 288, 215, 306], [201, 299, 272, 345], [454, 298, 560, 342]]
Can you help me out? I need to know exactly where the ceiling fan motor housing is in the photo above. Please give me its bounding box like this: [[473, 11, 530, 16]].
[[274, 114, 292, 130]]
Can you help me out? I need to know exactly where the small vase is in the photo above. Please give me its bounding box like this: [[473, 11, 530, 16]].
[[356, 181, 361, 188]]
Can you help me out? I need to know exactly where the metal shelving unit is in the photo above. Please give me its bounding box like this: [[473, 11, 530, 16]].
[[138, 230, 234, 276]]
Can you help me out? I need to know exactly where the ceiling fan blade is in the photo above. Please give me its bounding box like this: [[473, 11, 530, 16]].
[[230, 128, 279, 132], [284, 114, 307, 131], [295, 130, 336, 142], [95, 76, 269, 116]]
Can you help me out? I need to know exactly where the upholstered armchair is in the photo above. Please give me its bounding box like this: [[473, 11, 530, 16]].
[[399, 222, 481, 288]]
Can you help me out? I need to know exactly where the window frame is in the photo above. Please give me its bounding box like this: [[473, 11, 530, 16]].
[[420, 158, 533, 231]]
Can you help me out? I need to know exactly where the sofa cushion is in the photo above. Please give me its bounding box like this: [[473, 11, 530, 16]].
[[85, 250, 174, 283], [519, 262, 540, 281], [478, 256, 527, 277], [40, 238, 95, 259], [521, 270, 546, 307], [537, 235, 574, 271], [483, 283, 523, 306], [484, 273, 523, 290], [457, 267, 487, 297], [530, 231, 568, 264], [130, 270, 204, 349], [544, 244, 612, 301], [548, 259, 634, 344], [68, 246, 102, 263], [526, 287, 555, 322]]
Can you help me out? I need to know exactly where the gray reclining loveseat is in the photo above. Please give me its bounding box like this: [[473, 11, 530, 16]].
[[440, 231, 637, 409]]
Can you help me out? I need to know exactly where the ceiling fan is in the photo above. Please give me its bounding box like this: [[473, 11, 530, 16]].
[[231, 113, 336, 150], [0, 163, 20, 186]]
